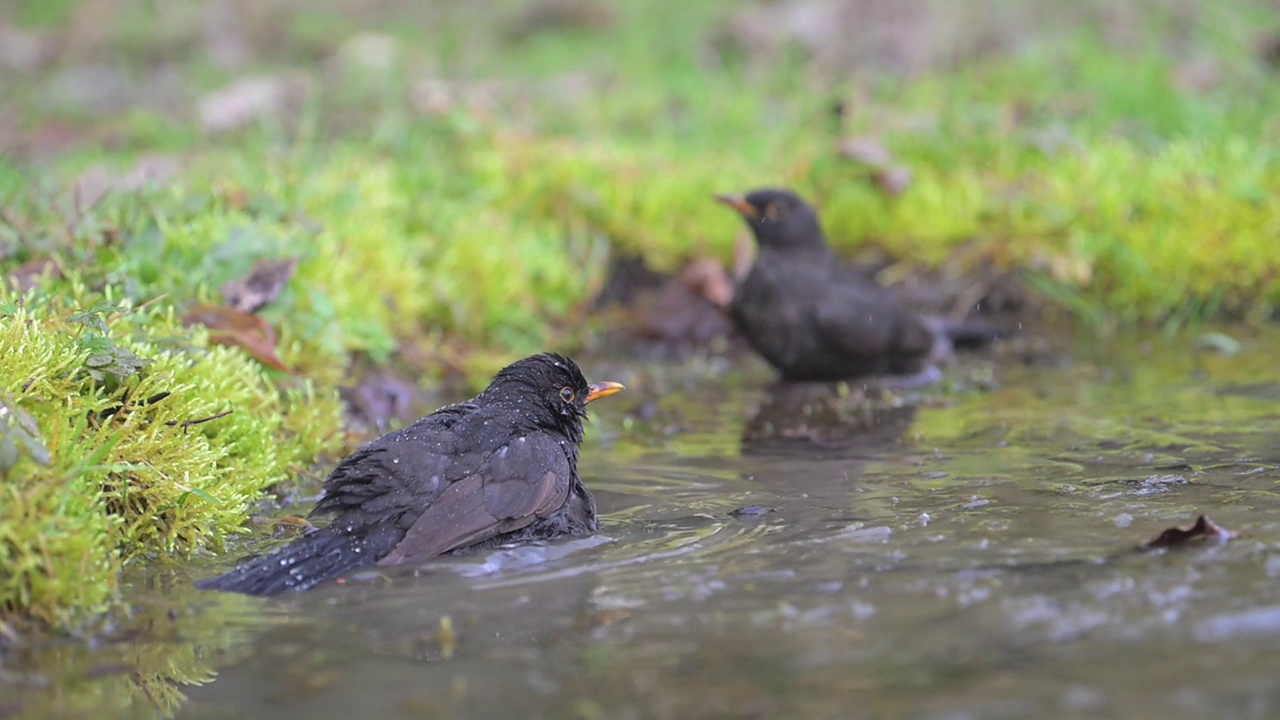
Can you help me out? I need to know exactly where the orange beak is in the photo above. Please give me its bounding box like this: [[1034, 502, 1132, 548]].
[[714, 194, 759, 219], [585, 381, 625, 404]]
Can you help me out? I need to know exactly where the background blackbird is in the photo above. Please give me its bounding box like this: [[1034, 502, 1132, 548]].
[[197, 353, 623, 596], [717, 188, 1001, 382]]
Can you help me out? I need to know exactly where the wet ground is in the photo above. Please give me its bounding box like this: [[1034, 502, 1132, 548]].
[[4, 327, 1279, 720]]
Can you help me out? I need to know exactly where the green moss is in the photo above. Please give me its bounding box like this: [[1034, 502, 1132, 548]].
[[0, 287, 343, 627]]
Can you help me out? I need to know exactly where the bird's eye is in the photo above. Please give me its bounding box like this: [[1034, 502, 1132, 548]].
[[764, 202, 782, 221], [559, 387, 575, 403]]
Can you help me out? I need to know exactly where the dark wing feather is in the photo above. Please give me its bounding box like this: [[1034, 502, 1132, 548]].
[[812, 281, 936, 371], [376, 434, 572, 566], [310, 406, 476, 520]]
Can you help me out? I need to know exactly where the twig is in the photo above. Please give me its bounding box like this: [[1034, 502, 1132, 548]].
[[165, 410, 234, 430]]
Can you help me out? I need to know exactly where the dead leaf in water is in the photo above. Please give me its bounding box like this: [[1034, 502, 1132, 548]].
[[220, 257, 298, 313], [1141, 514, 1241, 550], [182, 304, 290, 372], [253, 515, 316, 538], [579, 608, 633, 634]]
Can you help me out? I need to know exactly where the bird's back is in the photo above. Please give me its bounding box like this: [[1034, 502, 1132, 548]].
[[732, 249, 935, 380]]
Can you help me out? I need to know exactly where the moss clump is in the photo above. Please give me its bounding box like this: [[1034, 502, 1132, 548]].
[[0, 286, 343, 627], [437, 127, 1280, 326]]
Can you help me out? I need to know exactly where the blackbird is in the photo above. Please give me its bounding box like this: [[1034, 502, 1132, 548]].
[[716, 188, 1000, 382], [197, 353, 623, 596]]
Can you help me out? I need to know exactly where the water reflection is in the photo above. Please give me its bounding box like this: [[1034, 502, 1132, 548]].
[[740, 379, 919, 458]]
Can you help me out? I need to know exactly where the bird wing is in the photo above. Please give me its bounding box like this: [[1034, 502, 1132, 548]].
[[309, 404, 477, 518], [810, 283, 904, 359], [811, 278, 938, 366], [372, 433, 573, 566]]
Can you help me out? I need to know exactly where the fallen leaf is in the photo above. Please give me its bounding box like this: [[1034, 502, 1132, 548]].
[[1141, 514, 1241, 550], [73, 154, 181, 208], [729, 505, 774, 518], [220, 257, 299, 314], [1172, 57, 1222, 93], [874, 166, 914, 195], [7, 257, 63, 292], [272, 516, 315, 537], [681, 257, 734, 310], [183, 303, 290, 372], [836, 137, 913, 195], [632, 258, 734, 345], [198, 74, 310, 134], [583, 608, 633, 631], [506, 0, 616, 40], [836, 135, 894, 169]]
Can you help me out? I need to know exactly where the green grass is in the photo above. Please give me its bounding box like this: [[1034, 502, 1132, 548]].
[[2, 0, 1279, 630]]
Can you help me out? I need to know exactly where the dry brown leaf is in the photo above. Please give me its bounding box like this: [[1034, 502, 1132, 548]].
[[874, 166, 914, 196], [836, 135, 894, 169], [220, 257, 299, 314], [272, 516, 316, 537], [680, 257, 734, 310], [183, 303, 290, 372], [1172, 57, 1222, 93], [198, 76, 287, 134], [632, 258, 734, 345], [1141, 514, 1241, 550], [7, 257, 63, 292]]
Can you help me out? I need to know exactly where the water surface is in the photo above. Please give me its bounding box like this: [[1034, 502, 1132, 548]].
[[6, 328, 1279, 720]]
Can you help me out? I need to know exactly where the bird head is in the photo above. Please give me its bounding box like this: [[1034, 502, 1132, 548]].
[[714, 188, 827, 252], [487, 353, 624, 442]]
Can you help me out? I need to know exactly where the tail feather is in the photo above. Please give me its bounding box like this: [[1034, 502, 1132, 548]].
[[941, 320, 1018, 349], [197, 523, 403, 597]]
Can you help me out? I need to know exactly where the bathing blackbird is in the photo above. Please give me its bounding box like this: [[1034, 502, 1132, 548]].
[[197, 353, 624, 596], [717, 188, 998, 382]]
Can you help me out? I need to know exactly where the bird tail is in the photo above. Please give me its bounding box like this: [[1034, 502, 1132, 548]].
[[944, 321, 1017, 349], [926, 317, 1018, 350], [196, 523, 402, 597]]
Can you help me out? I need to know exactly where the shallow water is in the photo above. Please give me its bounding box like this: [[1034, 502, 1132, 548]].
[[5, 327, 1279, 720]]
